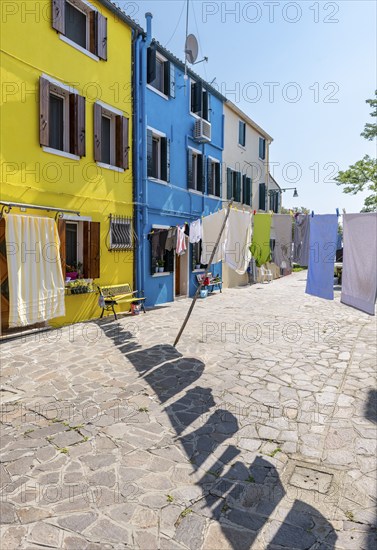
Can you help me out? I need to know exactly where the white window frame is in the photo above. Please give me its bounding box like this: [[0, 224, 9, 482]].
[[148, 127, 167, 184], [65, 0, 92, 51], [65, 220, 84, 269]]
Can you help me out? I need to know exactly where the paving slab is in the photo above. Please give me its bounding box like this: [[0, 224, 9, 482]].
[[0, 273, 376, 549]]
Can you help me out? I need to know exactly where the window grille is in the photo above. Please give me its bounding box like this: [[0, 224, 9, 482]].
[[109, 215, 133, 250]]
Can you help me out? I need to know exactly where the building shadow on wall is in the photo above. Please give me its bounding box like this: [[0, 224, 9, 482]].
[[97, 318, 337, 549]]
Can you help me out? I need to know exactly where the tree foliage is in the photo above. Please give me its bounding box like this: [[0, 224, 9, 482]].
[[335, 91, 377, 212]]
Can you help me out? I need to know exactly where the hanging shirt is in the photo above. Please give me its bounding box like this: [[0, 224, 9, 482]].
[[305, 214, 338, 300], [176, 226, 187, 256], [225, 209, 252, 275], [165, 227, 177, 251], [189, 219, 202, 243], [201, 210, 228, 265], [250, 214, 272, 267], [272, 214, 292, 268], [149, 229, 168, 258], [341, 213, 377, 315], [293, 214, 310, 266]]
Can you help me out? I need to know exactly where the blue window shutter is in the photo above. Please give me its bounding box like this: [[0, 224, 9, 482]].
[[147, 129, 153, 177], [187, 149, 194, 189], [207, 158, 213, 195], [147, 45, 157, 84], [170, 63, 175, 98]]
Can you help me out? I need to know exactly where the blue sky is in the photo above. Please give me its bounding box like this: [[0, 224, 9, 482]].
[[120, 0, 376, 213]]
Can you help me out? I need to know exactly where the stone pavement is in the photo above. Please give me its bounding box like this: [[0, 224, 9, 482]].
[[0, 272, 376, 549]]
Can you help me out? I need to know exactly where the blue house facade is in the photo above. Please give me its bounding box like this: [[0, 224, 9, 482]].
[[134, 14, 226, 306]]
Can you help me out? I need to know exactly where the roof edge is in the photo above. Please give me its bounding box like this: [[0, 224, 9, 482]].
[[97, 0, 144, 33], [225, 100, 273, 142]]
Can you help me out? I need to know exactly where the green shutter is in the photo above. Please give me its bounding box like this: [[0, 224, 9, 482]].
[[169, 63, 175, 98], [242, 174, 247, 204], [197, 154, 204, 193], [259, 183, 266, 210], [236, 172, 241, 202], [227, 168, 232, 199], [161, 137, 170, 182]]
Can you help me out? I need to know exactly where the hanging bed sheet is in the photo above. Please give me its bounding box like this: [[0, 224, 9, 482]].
[[6, 214, 65, 327]]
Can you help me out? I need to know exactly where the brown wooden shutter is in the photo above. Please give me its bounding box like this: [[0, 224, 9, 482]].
[[97, 13, 108, 60], [69, 94, 86, 157], [40, 77, 50, 147], [89, 10, 97, 55], [52, 0, 65, 34], [116, 116, 129, 170], [93, 103, 102, 162], [83, 222, 100, 279], [58, 219, 66, 279]]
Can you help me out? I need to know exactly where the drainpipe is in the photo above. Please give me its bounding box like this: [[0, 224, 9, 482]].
[[136, 13, 152, 294], [133, 31, 142, 293], [266, 139, 270, 211]]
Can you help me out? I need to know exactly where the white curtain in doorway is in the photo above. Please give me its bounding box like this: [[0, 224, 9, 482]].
[[6, 214, 65, 327]]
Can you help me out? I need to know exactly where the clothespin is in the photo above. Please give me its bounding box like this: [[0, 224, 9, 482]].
[[253, 210, 256, 215], [336, 208, 339, 218], [289, 209, 293, 217], [311, 211, 314, 218], [342, 208, 346, 215]]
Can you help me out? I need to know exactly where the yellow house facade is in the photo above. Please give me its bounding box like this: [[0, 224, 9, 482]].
[[0, 0, 142, 333]]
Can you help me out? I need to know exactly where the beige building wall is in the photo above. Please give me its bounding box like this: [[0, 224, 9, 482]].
[[222, 101, 274, 288]]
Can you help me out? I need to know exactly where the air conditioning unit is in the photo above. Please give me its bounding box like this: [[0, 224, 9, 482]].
[[194, 118, 211, 142]]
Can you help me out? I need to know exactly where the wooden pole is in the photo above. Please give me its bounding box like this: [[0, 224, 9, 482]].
[[173, 200, 233, 347]]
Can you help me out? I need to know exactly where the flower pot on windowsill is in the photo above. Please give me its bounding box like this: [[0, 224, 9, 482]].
[[158, 267, 164, 273], [155, 267, 159, 273], [195, 265, 201, 270], [66, 272, 78, 280]]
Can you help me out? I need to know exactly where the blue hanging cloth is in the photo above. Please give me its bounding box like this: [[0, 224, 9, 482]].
[[306, 214, 338, 300]]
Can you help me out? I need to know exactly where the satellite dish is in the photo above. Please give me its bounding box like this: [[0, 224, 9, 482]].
[[185, 34, 198, 64]]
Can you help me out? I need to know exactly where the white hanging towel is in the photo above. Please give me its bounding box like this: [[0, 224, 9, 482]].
[[341, 213, 377, 315], [225, 209, 252, 274], [6, 214, 65, 327], [176, 225, 187, 256], [189, 219, 202, 243], [201, 210, 228, 265]]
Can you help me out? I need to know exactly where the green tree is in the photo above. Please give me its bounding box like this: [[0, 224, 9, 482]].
[[335, 91, 377, 212]]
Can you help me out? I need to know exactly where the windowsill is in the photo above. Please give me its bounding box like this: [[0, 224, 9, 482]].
[[238, 143, 246, 150], [149, 177, 168, 185], [188, 189, 203, 196], [147, 84, 169, 100], [152, 272, 172, 277], [59, 34, 99, 61], [259, 157, 266, 162], [190, 111, 201, 120], [192, 269, 205, 273], [42, 146, 80, 161], [97, 162, 125, 173], [207, 194, 222, 200]]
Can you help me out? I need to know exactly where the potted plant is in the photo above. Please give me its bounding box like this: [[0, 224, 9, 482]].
[[66, 264, 78, 280], [195, 263, 201, 270], [157, 260, 165, 273]]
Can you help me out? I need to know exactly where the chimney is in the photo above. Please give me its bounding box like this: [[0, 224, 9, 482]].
[[145, 12, 152, 47]]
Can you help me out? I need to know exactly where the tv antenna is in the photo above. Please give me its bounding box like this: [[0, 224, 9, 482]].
[[184, 0, 208, 82]]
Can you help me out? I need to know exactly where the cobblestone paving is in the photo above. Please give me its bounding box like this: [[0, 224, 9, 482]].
[[1, 273, 376, 549]]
